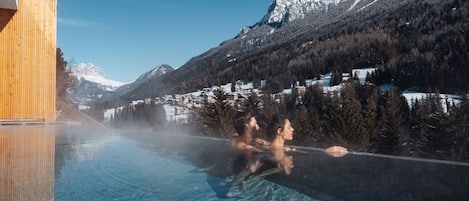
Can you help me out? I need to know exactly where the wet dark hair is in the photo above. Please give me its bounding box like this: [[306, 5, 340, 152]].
[[267, 114, 288, 141], [233, 111, 255, 136]]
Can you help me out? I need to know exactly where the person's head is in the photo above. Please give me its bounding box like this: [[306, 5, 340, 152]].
[[268, 114, 294, 141], [233, 111, 259, 136]]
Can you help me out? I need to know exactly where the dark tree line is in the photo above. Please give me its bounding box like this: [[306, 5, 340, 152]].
[[109, 101, 166, 129], [64, 0, 469, 162], [56, 48, 77, 102], [196, 89, 235, 138], [157, 0, 468, 98], [196, 81, 469, 162], [193, 0, 469, 162], [368, 0, 469, 93]]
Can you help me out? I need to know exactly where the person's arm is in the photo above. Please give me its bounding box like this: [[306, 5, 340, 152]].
[[282, 146, 309, 154], [324, 146, 348, 157], [284, 146, 296, 152], [255, 138, 270, 146], [245, 143, 264, 152], [232, 140, 264, 152], [253, 138, 272, 151]]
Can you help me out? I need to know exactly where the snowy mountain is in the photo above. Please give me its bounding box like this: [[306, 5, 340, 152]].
[[259, 0, 344, 26], [133, 64, 174, 82], [99, 0, 463, 104], [69, 63, 126, 104], [96, 64, 174, 104], [71, 63, 125, 90], [238, 0, 382, 37]]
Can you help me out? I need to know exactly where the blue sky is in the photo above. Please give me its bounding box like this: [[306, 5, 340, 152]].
[[57, 0, 272, 83]]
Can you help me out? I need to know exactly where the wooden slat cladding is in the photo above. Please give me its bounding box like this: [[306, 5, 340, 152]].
[[0, 126, 55, 201], [0, 0, 57, 121]]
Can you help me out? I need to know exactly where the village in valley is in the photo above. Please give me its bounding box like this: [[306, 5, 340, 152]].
[[100, 67, 460, 126]]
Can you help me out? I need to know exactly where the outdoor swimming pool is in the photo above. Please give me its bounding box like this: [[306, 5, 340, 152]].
[[1, 125, 469, 201], [53, 126, 314, 201]]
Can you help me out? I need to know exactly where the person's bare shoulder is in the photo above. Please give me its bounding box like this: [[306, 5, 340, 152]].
[[230, 133, 240, 149]]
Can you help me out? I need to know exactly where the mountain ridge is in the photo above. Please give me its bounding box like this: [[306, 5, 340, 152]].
[[69, 63, 126, 104], [96, 64, 174, 105], [71, 63, 173, 105], [96, 0, 468, 105], [98, 0, 401, 103]]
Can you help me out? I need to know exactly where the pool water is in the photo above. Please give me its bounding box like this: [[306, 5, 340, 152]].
[[54, 126, 316, 201], [2, 125, 468, 201]]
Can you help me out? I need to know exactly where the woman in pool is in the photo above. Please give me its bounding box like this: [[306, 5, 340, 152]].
[[266, 114, 296, 175], [265, 114, 348, 175]]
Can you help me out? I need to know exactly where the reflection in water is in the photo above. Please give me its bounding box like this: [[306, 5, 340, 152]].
[[271, 148, 469, 201], [0, 125, 55, 201], [5, 125, 466, 201], [54, 126, 112, 180], [130, 131, 469, 201], [53, 127, 315, 201]]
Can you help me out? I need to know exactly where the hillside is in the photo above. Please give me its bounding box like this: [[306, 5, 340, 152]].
[[93, 0, 469, 162], [98, 0, 468, 105], [56, 100, 101, 125]]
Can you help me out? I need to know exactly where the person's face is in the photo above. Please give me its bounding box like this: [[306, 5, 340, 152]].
[[281, 119, 294, 141], [247, 117, 260, 132]]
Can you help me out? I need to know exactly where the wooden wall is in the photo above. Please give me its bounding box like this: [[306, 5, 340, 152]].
[[0, 126, 55, 201], [0, 0, 57, 121]]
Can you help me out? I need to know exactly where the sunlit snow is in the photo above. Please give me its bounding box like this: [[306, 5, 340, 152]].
[[95, 67, 462, 124]]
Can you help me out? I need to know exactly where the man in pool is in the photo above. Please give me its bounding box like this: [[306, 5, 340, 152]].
[[230, 111, 266, 152], [230, 111, 268, 174], [230, 112, 348, 174], [227, 111, 271, 197]]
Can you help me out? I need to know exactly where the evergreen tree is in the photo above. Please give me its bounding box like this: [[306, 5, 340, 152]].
[[197, 89, 235, 138], [409, 93, 450, 159], [408, 98, 428, 157], [56, 48, 77, 102], [329, 68, 343, 86], [375, 89, 410, 155], [109, 101, 167, 129], [361, 86, 380, 152], [335, 83, 368, 151], [450, 94, 469, 161], [258, 91, 279, 137], [241, 92, 261, 115], [293, 105, 321, 146], [231, 80, 236, 92], [320, 92, 344, 146]]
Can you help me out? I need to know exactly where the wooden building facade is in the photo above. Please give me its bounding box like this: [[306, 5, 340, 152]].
[[0, 0, 57, 121]]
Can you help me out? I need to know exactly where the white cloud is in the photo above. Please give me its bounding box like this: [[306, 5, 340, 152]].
[[58, 17, 102, 27]]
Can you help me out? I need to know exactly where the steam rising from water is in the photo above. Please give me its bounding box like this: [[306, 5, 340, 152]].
[[54, 125, 316, 200]]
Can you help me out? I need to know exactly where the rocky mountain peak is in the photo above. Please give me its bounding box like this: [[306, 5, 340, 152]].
[[259, 0, 344, 27], [135, 64, 174, 82], [70, 63, 106, 79]]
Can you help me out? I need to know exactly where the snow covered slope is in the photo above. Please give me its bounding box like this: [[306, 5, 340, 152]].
[[70, 63, 126, 104]]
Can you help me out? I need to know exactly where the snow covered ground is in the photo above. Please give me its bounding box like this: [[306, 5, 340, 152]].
[[97, 67, 462, 124], [163, 104, 190, 123]]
